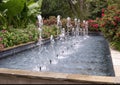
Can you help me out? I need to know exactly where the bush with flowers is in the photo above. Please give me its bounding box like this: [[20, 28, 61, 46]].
[[43, 16, 57, 26], [0, 24, 39, 50], [99, 4, 120, 51], [41, 25, 60, 39], [43, 16, 76, 33], [88, 19, 100, 32]]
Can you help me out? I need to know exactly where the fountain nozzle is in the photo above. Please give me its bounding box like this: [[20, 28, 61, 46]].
[[39, 66, 41, 71]]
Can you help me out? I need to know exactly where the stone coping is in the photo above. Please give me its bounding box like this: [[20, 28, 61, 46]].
[[0, 41, 37, 59], [110, 48, 120, 77], [0, 68, 119, 84], [0, 31, 101, 52], [0, 37, 58, 59], [0, 41, 36, 52]]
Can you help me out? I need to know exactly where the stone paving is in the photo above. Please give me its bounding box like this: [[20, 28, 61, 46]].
[[110, 48, 120, 77]]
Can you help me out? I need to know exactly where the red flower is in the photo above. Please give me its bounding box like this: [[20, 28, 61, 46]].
[[102, 8, 105, 13], [102, 13, 105, 17], [114, 16, 120, 22], [0, 37, 2, 42], [88, 19, 94, 23], [1, 30, 7, 33], [92, 24, 99, 29]]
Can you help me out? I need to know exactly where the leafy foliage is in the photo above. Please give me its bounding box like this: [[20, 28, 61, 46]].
[[42, 25, 60, 39], [96, 2, 120, 51], [1, 0, 25, 17], [0, 24, 39, 49], [87, 0, 108, 19], [0, 0, 43, 49], [0, 0, 43, 29], [41, 0, 72, 18]]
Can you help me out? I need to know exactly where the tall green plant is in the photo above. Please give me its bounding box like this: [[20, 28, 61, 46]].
[[0, 0, 43, 29], [0, 0, 26, 28], [27, 0, 43, 24], [0, 9, 8, 30]]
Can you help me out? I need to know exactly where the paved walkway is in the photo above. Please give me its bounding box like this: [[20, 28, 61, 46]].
[[110, 48, 120, 76]]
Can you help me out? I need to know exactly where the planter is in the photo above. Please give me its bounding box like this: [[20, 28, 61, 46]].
[[0, 32, 102, 59], [0, 35, 59, 59], [0, 33, 118, 84]]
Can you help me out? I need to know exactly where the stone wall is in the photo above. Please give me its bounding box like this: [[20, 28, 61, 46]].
[[0, 68, 119, 84]]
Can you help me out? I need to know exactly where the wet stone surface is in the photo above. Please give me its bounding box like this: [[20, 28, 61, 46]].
[[0, 35, 115, 76]]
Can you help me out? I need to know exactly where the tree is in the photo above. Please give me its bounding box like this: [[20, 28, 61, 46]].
[[86, 0, 108, 19], [67, 0, 90, 20], [41, 0, 90, 20], [41, 0, 72, 18]]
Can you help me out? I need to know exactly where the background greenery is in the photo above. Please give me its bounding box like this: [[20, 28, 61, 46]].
[[0, 0, 42, 49], [0, 0, 42, 29], [0, 0, 120, 51], [0, 24, 39, 49]]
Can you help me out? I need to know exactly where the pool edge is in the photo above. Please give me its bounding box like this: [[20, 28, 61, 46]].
[[0, 68, 119, 84]]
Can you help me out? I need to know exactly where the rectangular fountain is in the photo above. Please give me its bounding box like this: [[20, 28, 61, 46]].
[[0, 34, 115, 77], [0, 32, 118, 84]]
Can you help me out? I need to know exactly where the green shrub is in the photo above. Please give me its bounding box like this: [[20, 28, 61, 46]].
[[99, 4, 120, 41], [0, 24, 39, 49], [98, 4, 120, 51], [41, 25, 60, 39], [111, 41, 120, 51]]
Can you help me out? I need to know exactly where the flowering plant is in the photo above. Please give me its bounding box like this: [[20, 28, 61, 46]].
[[0, 24, 39, 50], [99, 4, 120, 41], [88, 19, 100, 32], [42, 25, 60, 39], [43, 16, 57, 26], [98, 4, 120, 51]]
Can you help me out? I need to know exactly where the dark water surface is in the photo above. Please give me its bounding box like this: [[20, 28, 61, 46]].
[[0, 35, 115, 76]]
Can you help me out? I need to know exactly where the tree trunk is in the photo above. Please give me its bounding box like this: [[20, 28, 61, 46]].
[[67, 0, 78, 17]]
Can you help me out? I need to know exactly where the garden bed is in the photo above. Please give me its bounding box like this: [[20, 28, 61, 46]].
[[0, 32, 100, 59], [0, 34, 59, 59], [0, 31, 104, 59]]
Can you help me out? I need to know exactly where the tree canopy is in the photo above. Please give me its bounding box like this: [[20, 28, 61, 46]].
[[41, 0, 108, 20]]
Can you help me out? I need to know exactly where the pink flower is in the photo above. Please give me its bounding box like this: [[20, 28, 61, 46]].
[[102, 8, 105, 13], [0, 37, 2, 42], [92, 24, 99, 29], [0, 44, 4, 50], [114, 16, 120, 22], [111, 21, 117, 26], [1, 30, 7, 33], [88, 19, 94, 23], [102, 13, 105, 17]]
